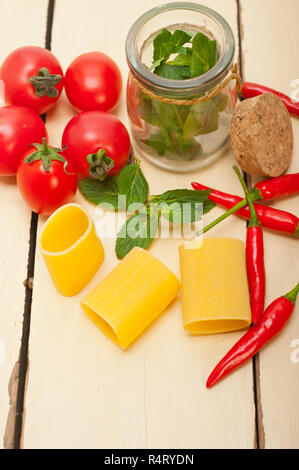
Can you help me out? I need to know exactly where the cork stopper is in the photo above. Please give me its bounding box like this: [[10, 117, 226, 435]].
[[230, 93, 293, 177]]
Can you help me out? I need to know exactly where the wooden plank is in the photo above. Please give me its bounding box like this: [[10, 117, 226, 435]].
[[240, 0, 299, 449], [0, 0, 49, 448], [22, 0, 256, 448]]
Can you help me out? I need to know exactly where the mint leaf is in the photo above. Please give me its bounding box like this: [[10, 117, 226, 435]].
[[78, 176, 121, 209], [160, 201, 202, 224], [143, 133, 167, 156], [183, 94, 228, 138], [118, 163, 149, 207], [139, 94, 190, 133], [150, 58, 164, 70], [171, 133, 201, 158], [115, 209, 160, 259], [171, 30, 192, 49], [138, 93, 161, 127], [158, 189, 212, 204], [152, 29, 192, 68], [157, 189, 215, 223], [167, 48, 192, 67], [214, 92, 228, 112], [202, 199, 217, 214], [190, 51, 205, 78], [153, 28, 173, 63], [153, 101, 190, 134], [175, 46, 190, 56], [143, 131, 201, 160], [192, 32, 218, 73], [154, 63, 191, 80]]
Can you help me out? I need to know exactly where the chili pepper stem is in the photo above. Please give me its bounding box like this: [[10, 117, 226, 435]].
[[233, 166, 259, 227], [200, 185, 262, 235], [250, 186, 263, 201], [201, 198, 247, 234], [285, 283, 299, 305], [233, 166, 248, 195]]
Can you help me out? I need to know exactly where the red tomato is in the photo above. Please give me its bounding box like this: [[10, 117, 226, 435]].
[[62, 111, 131, 178], [0, 46, 64, 114], [0, 106, 48, 176], [64, 52, 122, 112], [17, 141, 78, 216]]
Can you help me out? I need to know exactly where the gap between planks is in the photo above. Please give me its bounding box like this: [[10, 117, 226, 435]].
[[3, 0, 56, 449], [236, 0, 265, 450]]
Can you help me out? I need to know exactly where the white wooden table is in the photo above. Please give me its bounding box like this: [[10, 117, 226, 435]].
[[0, 0, 298, 449]]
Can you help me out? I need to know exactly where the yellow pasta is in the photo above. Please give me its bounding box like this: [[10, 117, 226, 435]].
[[40, 204, 104, 297], [179, 238, 251, 335], [81, 247, 180, 349]]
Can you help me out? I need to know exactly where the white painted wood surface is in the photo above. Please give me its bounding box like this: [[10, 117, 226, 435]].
[[22, 0, 256, 449], [1, 0, 298, 449], [0, 0, 49, 449], [241, 0, 299, 449]]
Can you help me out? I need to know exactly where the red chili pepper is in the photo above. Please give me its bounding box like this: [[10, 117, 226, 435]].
[[254, 173, 299, 201], [193, 172, 299, 204], [192, 182, 299, 236], [246, 226, 265, 324], [241, 82, 299, 117], [234, 167, 265, 325], [206, 282, 299, 388]]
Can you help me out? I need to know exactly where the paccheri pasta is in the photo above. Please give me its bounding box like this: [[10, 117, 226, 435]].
[[81, 247, 180, 349], [179, 238, 252, 335]]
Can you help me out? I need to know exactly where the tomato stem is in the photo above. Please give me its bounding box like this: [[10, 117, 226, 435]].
[[24, 139, 74, 174], [42, 138, 49, 156], [86, 149, 114, 181], [29, 67, 62, 98]]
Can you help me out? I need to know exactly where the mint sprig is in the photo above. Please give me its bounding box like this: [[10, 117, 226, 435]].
[[115, 187, 215, 258], [151, 29, 218, 80], [78, 160, 215, 258], [139, 28, 226, 159]]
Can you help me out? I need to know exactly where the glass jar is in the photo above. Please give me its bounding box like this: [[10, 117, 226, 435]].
[[125, 2, 238, 172]]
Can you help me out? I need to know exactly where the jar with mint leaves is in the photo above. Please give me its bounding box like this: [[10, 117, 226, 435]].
[[125, 2, 240, 172]]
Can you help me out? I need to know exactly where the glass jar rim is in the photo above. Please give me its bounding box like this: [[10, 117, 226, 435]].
[[125, 2, 236, 96]]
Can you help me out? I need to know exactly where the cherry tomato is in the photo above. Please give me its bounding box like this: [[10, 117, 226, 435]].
[[64, 52, 122, 112], [0, 106, 48, 176], [62, 111, 131, 178], [0, 46, 64, 115], [17, 140, 78, 216]]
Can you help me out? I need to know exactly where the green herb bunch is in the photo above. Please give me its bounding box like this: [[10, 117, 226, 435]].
[[79, 159, 215, 258], [137, 28, 228, 160]]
